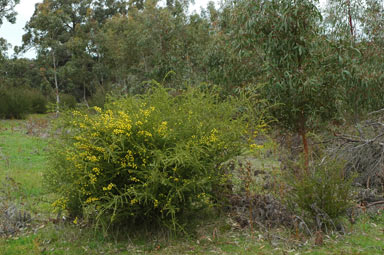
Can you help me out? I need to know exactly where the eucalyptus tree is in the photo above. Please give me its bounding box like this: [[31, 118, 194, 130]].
[[358, 0, 384, 112], [21, 0, 92, 113], [21, 0, 132, 111], [323, 0, 364, 40], [0, 0, 19, 60], [200, 1, 266, 93], [0, 0, 19, 26], [322, 0, 384, 118], [96, 0, 211, 92], [229, 0, 344, 168]]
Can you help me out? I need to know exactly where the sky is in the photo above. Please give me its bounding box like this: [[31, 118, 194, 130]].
[[0, 0, 42, 58], [0, 0, 215, 59]]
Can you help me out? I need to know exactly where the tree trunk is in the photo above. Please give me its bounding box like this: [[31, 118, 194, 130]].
[[347, 0, 354, 39], [52, 50, 60, 116], [83, 83, 89, 108]]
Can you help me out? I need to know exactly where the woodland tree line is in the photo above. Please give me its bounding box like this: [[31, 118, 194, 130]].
[[0, 0, 384, 123]]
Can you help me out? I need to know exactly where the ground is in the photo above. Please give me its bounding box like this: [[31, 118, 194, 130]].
[[0, 115, 383, 254]]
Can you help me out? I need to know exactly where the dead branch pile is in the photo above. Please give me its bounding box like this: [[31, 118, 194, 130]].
[[331, 115, 384, 192]]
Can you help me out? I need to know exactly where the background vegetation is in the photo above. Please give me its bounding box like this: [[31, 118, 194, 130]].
[[0, 0, 383, 121]]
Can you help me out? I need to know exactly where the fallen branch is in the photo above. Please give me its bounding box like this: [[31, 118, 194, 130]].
[[367, 200, 384, 208]]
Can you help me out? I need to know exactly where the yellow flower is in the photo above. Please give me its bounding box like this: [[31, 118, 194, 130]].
[[138, 130, 152, 137], [130, 177, 140, 182], [250, 143, 264, 150], [157, 121, 168, 135], [102, 183, 115, 191], [52, 198, 68, 210], [113, 129, 124, 135], [94, 146, 105, 153], [72, 110, 81, 116], [87, 155, 98, 162], [89, 173, 97, 184], [85, 197, 99, 203], [92, 167, 101, 175], [73, 217, 78, 225]]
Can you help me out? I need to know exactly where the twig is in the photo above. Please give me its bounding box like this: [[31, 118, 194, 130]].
[[367, 201, 384, 208], [368, 108, 384, 116], [293, 215, 312, 237]]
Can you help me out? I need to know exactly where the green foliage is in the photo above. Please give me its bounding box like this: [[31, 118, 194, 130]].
[[246, 0, 341, 132], [88, 87, 107, 108], [286, 158, 354, 226], [0, 87, 48, 119], [59, 94, 77, 109], [26, 89, 48, 114], [0, 0, 19, 26], [7, 0, 384, 124], [0, 87, 31, 119], [97, 1, 210, 91], [323, 0, 384, 117], [46, 85, 262, 231], [0, 58, 45, 90]]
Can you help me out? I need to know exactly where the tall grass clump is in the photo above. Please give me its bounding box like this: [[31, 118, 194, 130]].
[[46, 85, 264, 231], [285, 158, 354, 231]]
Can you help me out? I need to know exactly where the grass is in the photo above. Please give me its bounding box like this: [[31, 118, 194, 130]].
[[0, 115, 383, 254]]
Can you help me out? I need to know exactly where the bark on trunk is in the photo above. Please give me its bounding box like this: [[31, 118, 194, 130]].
[[52, 50, 60, 116], [83, 83, 89, 108], [347, 0, 354, 39]]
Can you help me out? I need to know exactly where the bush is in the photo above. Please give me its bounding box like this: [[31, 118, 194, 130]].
[[88, 87, 107, 108], [60, 94, 77, 109], [47, 94, 77, 113], [0, 87, 48, 119], [0, 87, 31, 119], [285, 158, 354, 230], [26, 89, 47, 114], [46, 85, 263, 231]]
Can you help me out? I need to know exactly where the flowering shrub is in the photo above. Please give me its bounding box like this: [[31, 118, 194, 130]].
[[46, 85, 264, 230]]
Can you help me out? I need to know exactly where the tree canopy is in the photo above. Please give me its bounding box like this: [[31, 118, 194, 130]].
[[0, 0, 19, 26]]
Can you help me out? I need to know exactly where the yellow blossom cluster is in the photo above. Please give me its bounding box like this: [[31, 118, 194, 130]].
[[52, 197, 69, 211], [85, 197, 100, 203], [103, 183, 115, 191], [156, 121, 168, 136], [250, 143, 264, 151]]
